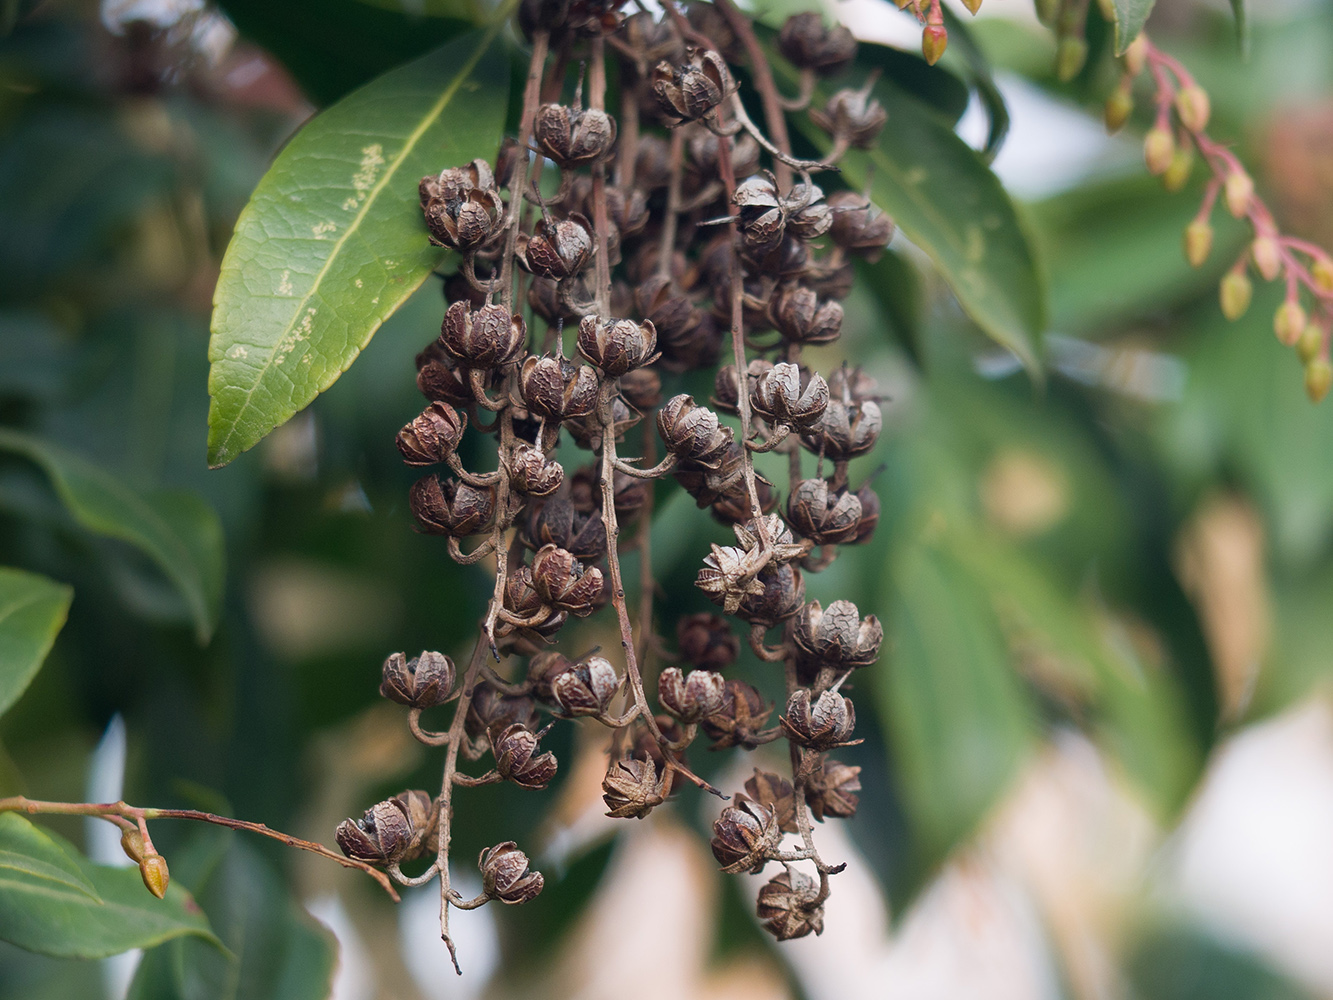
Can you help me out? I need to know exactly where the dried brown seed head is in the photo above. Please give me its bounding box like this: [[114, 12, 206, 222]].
[[770, 284, 844, 345], [701, 679, 772, 749], [466, 682, 540, 743], [696, 543, 765, 615], [658, 394, 734, 468], [409, 476, 497, 537], [419, 160, 503, 251], [531, 544, 604, 617], [440, 301, 527, 369], [781, 688, 857, 750], [676, 613, 739, 671], [793, 599, 883, 672], [525, 497, 607, 561], [602, 756, 670, 819], [534, 103, 618, 168], [520, 214, 596, 280], [657, 666, 727, 723], [799, 397, 882, 460], [745, 769, 799, 834], [827, 191, 895, 257], [396, 401, 467, 466], [652, 48, 730, 124], [633, 274, 701, 341], [491, 723, 559, 789], [336, 790, 437, 866], [778, 11, 858, 75], [416, 341, 477, 406], [380, 650, 456, 708], [757, 868, 825, 940], [479, 841, 544, 903], [577, 315, 658, 376], [811, 87, 888, 149], [519, 353, 599, 420], [752, 363, 829, 429], [710, 794, 782, 874], [618, 368, 662, 410], [805, 755, 862, 821], [530, 651, 621, 717], [508, 444, 565, 497], [786, 478, 863, 545]]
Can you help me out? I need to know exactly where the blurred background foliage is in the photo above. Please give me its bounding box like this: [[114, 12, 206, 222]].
[[2, 0, 1333, 998]]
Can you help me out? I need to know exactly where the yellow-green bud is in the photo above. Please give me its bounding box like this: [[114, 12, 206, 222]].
[[139, 854, 169, 900], [1056, 37, 1088, 82], [1220, 271, 1252, 320], [1251, 236, 1282, 281], [1313, 256, 1333, 293], [1184, 221, 1213, 268], [1123, 35, 1148, 77], [1104, 81, 1134, 133], [1275, 301, 1307, 346], [1225, 171, 1254, 218], [1144, 128, 1174, 176], [1305, 359, 1332, 403], [1296, 324, 1324, 365], [961, 0, 982, 14], [1174, 85, 1211, 133], [1161, 147, 1194, 193], [921, 25, 947, 66], [120, 827, 147, 865]]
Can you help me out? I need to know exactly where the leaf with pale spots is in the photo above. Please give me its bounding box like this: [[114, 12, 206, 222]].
[[206, 30, 509, 468]]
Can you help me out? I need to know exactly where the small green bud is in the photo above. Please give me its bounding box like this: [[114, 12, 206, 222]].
[[1274, 301, 1307, 347], [139, 854, 169, 900], [921, 25, 947, 66], [1123, 35, 1148, 77], [1174, 85, 1211, 133], [1225, 171, 1254, 218], [1144, 128, 1174, 176], [1313, 256, 1333, 293], [1184, 221, 1213, 268], [120, 827, 147, 865], [1104, 81, 1133, 133], [1251, 236, 1282, 281], [1306, 359, 1332, 403], [1220, 271, 1252, 321], [1161, 147, 1194, 193], [1056, 37, 1088, 82], [1296, 324, 1323, 365]]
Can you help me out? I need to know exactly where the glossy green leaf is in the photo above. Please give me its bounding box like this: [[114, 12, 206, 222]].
[[0, 830, 217, 958], [0, 568, 71, 717], [0, 429, 224, 643], [0, 815, 99, 903], [939, 6, 1010, 159], [1111, 0, 1156, 54], [207, 29, 510, 468]]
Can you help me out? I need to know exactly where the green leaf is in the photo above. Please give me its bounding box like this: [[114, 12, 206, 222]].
[[0, 830, 218, 959], [1110, 0, 1156, 54], [206, 30, 510, 468], [0, 430, 223, 643], [1229, 0, 1249, 57], [879, 536, 1035, 877], [939, 6, 1011, 160], [0, 815, 99, 903], [0, 569, 71, 717]]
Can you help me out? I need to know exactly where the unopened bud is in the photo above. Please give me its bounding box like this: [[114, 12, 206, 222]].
[[1143, 128, 1174, 176], [1161, 147, 1194, 193], [1123, 35, 1147, 77], [1251, 236, 1282, 282], [921, 25, 947, 66], [1312, 256, 1333, 293], [962, 0, 982, 13], [140, 854, 169, 899], [120, 827, 147, 865], [1184, 221, 1213, 267], [1220, 271, 1252, 321], [1296, 324, 1323, 365], [1104, 81, 1133, 133], [1274, 301, 1307, 347], [1224, 171, 1254, 218], [1306, 359, 1333, 403], [1056, 36, 1088, 82], [1174, 85, 1211, 132]]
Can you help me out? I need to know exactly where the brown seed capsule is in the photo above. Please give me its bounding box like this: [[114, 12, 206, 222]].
[[634, 274, 701, 342], [416, 341, 477, 406], [701, 679, 772, 749], [525, 497, 607, 561], [811, 86, 888, 149], [770, 284, 844, 345], [827, 191, 895, 257], [805, 755, 862, 821], [657, 666, 727, 723], [139, 854, 170, 900], [781, 688, 857, 750], [652, 48, 730, 124], [778, 11, 858, 76], [658, 312, 725, 373], [711, 477, 778, 526], [793, 599, 883, 673], [534, 103, 618, 168], [827, 364, 880, 403], [440, 301, 526, 370], [380, 650, 456, 708], [658, 394, 734, 468], [577, 315, 658, 376], [419, 160, 504, 252], [757, 868, 825, 940], [852, 484, 879, 545], [491, 723, 558, 789], [602, 756, 670, 819], [733, 174, 787, 256], [745, 769, 799, 834], [519, 353, 599, 421], [618, 368, 662, 410], [686, 131, 760, 192], [674, 440, 748, 508], [396, 401, 466, 466], [410, 476, 497, 537], [800, 398, 882, 460], [752, 363, 829, 429], [520, 214, 595, 280], [529, 651, 621, 717], [786, 478, 863, 545], [565, 393, 641, 450], [479, 841, 544, 904], [508, 444, 565, 497], [696, 543, 763, 615], [711, 794, 782, 874], [465, 683, 539, 744], [676, 613, 739, 671], [531, 544, 604, 617], [336, 790, 437, 866]]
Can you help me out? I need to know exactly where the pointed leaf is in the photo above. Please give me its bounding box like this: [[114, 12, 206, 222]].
[[1229, 0, 1249, 57], [0, 567, 71, 716], [0, 430, 223, 643], [1110, 0, 1156, 54], [0, 814, 99, 902], [206, 30, 510, 468]]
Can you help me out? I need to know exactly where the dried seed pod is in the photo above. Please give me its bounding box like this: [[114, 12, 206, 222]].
[[786, 478, 863, 545], [685, 1, 743, 61], [713, 360, 773, 415], [410, 476, 497, 537], [827, 191, 895, 256], [696, 543, 763, 615], [686, 130, 760, 189], [745, 769, 799, 833], [529, 651, 621, 717], [852, 483, 879, 544], [465, 682, 539, 743], [674, 441, 747, 508], [701, 679, 772, 749], [732, 514, 810, 564], [622, 10, 681, 64], [602, 756, 670, 819], [657, 394, 733, 468], [577, 315, 658, 376], [652, 48, 730, 124], [396, 401, 467, 466], [810, 87, 888, 149], [508, 444, 565, 497], [440, 301, 526, 369], [799, 398, 882, 460], [778, 11, 858, 76], [479, 841, 544, 904], [519, 353, 599, 420], [634, 274, 701, 342], [416, 341, 477, 406], [805, 755, 862, 821], [569, 464, 648, 522], [618, 368, 662, 410], [380, 650, 456, 708], [705, 557, 804, 627], [658, 311, 725, 373], [757, 868, 825, 940], [531, 544, 604, 617], [419, 161, 504, 252], [805, 256, 857, 300], [733, 174, 787, 255], [336, 790, 437, 866], [676, 613, 739, 671], [520, 214, 595, 280], [710, 794, 781, 874], [491, 723, 558, 789], [752, 363, 829, 429], [500, 566, 569, 642], [565, 393, 641, 450], [710, 477, 778, 526], [533, 103, 618, 168], [827, 364, 880, 403], [793, 599, 883, 672], [657, 666, 726, 723], [527, 276, 577, 325], [770, 284, 844, 344], [525, 497, 607, 561], [781, 688, 856, 750], [634, 133, 674, 190]]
